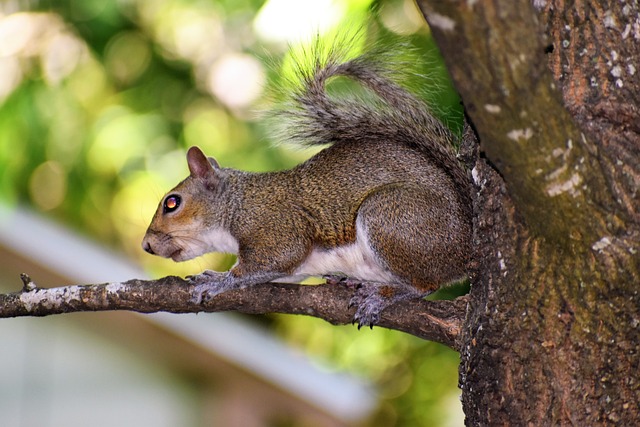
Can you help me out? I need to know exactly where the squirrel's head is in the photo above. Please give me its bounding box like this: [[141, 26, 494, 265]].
[[141, 146, 238, 261]]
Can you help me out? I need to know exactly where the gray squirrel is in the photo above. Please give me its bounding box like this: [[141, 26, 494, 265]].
[[142, 47, 472, 328]]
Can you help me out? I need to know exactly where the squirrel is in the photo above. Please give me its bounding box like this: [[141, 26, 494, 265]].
[[142, 46, 472, 328]]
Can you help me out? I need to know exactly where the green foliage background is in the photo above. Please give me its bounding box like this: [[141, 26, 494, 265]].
[[0, 0, 464, 425]]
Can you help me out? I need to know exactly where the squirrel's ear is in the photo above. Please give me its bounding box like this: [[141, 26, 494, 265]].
[[187, 146, 218, 178], [207, 157, 220, 169]]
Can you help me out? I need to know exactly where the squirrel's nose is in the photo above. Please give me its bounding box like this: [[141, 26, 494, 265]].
[[142, 241, 155, 255]]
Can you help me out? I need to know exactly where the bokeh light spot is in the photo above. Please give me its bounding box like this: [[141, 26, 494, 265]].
[[254, 0, 347, 45], [41, 32, 87, 85], [29, 160, 67, 211], [207, 53, 265, 110], [89, 107, 164, 175], [379, 0, 426, 35], [105, 31, 151, 85]]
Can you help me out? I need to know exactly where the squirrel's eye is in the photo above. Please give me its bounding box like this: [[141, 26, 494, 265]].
[[163, 195, 181, 213]]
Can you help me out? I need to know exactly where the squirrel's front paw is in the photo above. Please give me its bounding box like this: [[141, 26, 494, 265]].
[[188, 271, 227, 304], [187, 270, 222, 283]]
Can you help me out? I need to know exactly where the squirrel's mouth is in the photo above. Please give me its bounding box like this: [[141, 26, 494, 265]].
[[169, 249, 183, 261]]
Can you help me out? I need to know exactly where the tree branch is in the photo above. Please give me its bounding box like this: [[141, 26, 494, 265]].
[[0, 274, 468, 350]]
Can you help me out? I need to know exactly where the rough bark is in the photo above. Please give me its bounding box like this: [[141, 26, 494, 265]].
[[0, 274, 467, 349], [417, 0, 639, 425]]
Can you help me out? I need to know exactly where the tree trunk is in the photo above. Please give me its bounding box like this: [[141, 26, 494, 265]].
[[417, 0, 639, 424]]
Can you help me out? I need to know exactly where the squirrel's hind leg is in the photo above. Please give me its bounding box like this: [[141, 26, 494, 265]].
[[357, 184, 460, 291], [339, 185, 449, 327]]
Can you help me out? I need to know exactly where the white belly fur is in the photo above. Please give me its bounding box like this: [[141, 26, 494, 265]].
[[280, 217, 396, 283]]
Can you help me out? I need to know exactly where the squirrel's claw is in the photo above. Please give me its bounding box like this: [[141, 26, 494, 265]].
[[349, 282, 421, 329], [191, 284, 219, 304], [348, 282, 384, 329], [188, 270, 227, 304], [325, 276, 379, 324]]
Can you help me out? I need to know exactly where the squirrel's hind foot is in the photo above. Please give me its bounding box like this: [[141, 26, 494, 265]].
[[349, 282, 422, 329]]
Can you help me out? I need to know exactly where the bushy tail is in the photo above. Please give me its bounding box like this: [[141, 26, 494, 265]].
[[274, 45, 469, 193]]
